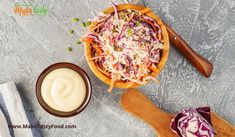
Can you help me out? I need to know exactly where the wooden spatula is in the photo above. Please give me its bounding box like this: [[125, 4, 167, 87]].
[[120, 89, 235, 137]]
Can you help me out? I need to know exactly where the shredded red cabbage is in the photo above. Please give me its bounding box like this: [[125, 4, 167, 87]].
[[111, 1, 119, 19], [170, 107, 216, 137]]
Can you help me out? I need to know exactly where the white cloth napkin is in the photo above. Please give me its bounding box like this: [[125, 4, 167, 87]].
[[0, 82, 33, 137], [0, 109, 11, 137]]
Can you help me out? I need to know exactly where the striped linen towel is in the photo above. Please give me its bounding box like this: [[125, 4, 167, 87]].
[[0, 82, 33, 137]]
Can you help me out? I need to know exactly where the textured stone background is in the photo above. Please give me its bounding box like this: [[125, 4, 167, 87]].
[[0, 0, 235, 137]]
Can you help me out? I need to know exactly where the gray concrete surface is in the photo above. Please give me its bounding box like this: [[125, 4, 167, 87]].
[[0, 0, 234, 137]]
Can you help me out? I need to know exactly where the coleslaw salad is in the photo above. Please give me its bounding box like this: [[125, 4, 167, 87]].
[[84, 4, 169, 92]]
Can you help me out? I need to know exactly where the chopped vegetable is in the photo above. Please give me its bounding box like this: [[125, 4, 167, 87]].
[[76, 40, 82, 45], [82, 37, 94, 43], [136, 21, 140, 26], [148, 65, 159, 73], [170, 107, 216, 137], [90, 42, 102, 54], [72, 18, 79, 22], [127, 28, 132, 36], [81, 21, 86, 27], [67, 47, 73, 52], [81, 21, 91, 27], [69, 29, 74, 34], [86, 21, 91, 26]]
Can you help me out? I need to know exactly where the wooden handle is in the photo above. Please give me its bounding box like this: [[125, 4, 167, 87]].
[[164, 23, 213, 78], [120, 89, 176, 136]]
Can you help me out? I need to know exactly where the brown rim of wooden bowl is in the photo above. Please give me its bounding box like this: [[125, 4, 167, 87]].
[[85, 4, 169, 89], [36, 62, 92, 117]]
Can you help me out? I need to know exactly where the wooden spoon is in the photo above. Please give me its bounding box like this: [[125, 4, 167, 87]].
[[120, 89, 235, 137], [164, 23, 213, 78]]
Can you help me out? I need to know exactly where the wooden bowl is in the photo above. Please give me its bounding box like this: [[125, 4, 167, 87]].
[[85, 4, 169, 88]]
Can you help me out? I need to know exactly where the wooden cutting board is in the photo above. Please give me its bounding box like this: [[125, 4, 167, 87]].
[[120, 89, 235, 137]]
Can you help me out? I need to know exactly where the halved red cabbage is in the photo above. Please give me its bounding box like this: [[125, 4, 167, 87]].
[[170, 107, 216, 137]]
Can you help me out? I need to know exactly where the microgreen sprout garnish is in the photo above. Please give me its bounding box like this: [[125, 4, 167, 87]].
[[81, 21, 91, 27], [69, 29, 74, 34], [127, 28, 132, 36], [67, 47, 73, 52], [81, 21, 86, 27], [76, 40, 82, 45], [136, 21, 140, 26], [86, 21, 91, 26], [72, 17, 79, 22]]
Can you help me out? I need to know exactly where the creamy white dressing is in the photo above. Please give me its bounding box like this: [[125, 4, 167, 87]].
[[41, 68, 86, 112]]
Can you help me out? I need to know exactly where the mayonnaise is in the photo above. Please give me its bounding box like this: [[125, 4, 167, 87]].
[[41, 68, 86, 112]]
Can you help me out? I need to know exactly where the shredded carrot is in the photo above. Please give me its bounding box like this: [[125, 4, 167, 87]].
[[148, 65, 160, 73], [90, 42, 103, 54], [112, 63, 119, 68], [144, 19, 157, 34], [82, 37, 103, 54], [143, 74, 148, 78], [82, 37, 94, 43], [158, 34, 162, 40], [88, 23, 103, 34], [111, 54, 115, 59]]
